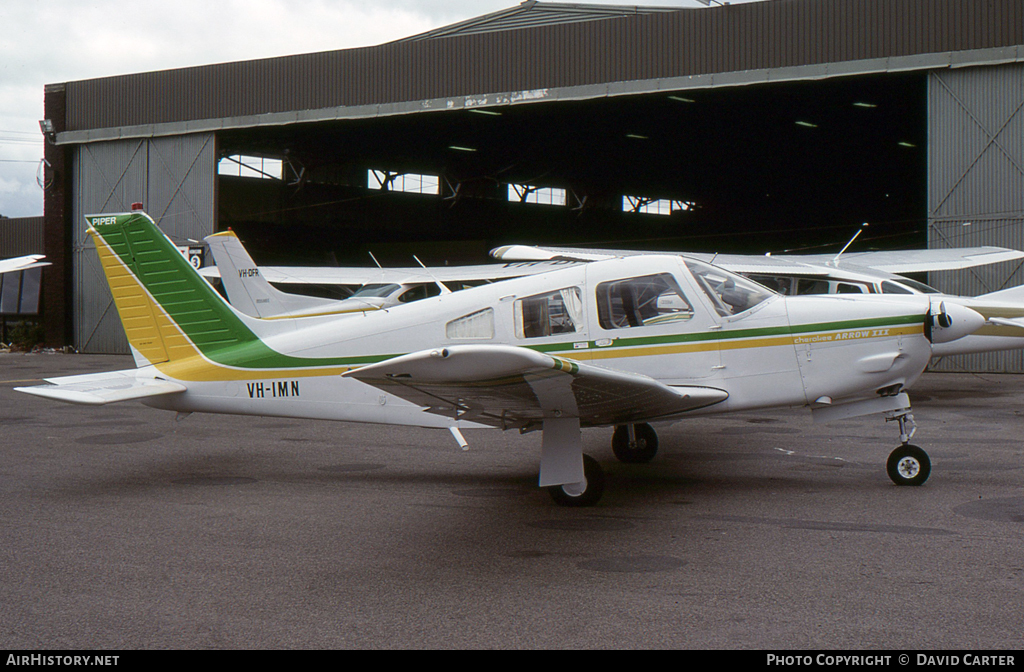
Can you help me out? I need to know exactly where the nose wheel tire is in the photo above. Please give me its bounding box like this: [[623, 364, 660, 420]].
[[612, 423, 659, 463], [886, 444, 931, 486], [547, 454, 605, 507]]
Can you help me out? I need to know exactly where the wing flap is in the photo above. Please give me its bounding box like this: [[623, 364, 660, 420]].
[[15, 370, 186, 406], [344, 345, 727, 428]]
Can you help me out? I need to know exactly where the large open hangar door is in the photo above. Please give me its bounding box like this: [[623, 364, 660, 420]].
[[71, 134, 216, 354], [215, 71, 927, 270]]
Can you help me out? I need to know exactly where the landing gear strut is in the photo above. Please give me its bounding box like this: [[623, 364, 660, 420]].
[[612, 423, 658, 463], [885, 409, 931, 486]]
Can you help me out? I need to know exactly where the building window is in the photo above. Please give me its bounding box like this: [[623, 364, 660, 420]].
[[218, 155, 283, 180], [0, 266, 42, 315], [508, 184, 567, 206], [622, 196, 695, 216], [368, 170, 439, 195]]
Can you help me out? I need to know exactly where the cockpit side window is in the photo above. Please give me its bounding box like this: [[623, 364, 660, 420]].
[[683, 259, 774, 316], [515, 287, 583, 338], [596, 274, 693, 329], [398, 284, 442, 303], [836, 282, 868, 294], [795, 278, 830, 295]]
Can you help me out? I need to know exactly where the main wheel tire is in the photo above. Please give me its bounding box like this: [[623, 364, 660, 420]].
[[886, 444, 931, 486], [547, 454, 605, 507], [611, 423, 658, 463]]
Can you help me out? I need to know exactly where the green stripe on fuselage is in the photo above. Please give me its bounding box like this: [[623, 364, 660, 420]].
[[527, 313, 926, 354]]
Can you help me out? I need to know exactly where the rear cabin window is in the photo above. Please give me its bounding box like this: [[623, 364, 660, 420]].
[[446, 308, 494, 339], [515, 288, 583, 338], [596, 274, 693, 329]]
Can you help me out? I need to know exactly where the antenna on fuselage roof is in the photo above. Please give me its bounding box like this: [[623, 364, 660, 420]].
[[367, 250, 387, 288], [832, 223, 869, 266], [413, 255, 452, 295]]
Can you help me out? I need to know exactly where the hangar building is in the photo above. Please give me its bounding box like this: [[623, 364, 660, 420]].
[[37, 0, 1024, 371]]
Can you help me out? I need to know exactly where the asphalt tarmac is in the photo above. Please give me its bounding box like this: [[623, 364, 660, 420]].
[[1, 352, 1022, 650]]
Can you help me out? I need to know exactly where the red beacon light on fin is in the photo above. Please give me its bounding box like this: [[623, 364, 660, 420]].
[[131, 202, 144, 211]]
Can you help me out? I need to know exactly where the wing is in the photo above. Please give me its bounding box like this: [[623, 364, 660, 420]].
[[782, 247, 1024, 274], [15, 369, 186, 406], [200, 259, 584, 285], [343, 344, 728, 430], [490, 245, 830, 275], [0, 254, 49, 275], [490, 244, 1024, 275]]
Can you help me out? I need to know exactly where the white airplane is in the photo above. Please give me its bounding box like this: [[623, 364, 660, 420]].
[[491, 244, 1024, 358], [199, 228, 584, 319], [0, 254, 49, 275], [16, 211, 988, 506]]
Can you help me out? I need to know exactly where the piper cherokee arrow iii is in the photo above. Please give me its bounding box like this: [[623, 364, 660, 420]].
[[17, 212, 986, 505]]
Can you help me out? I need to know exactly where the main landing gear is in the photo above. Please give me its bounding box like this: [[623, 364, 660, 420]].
[[546, 454, 605, 507], [542, 422, 658, 507], [611, 423, 658, 463], [885, 409, 931, 486]]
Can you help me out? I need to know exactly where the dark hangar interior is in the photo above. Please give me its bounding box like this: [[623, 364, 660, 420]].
[[217, 71, 927, 267]]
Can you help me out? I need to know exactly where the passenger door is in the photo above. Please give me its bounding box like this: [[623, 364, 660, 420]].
[[583, 258, 721, 382]]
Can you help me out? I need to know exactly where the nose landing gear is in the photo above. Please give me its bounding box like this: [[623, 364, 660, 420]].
[[885, 410, 931, 486]]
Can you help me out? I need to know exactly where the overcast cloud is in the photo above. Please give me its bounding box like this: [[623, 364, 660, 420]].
[[0, 0, 745, 218]]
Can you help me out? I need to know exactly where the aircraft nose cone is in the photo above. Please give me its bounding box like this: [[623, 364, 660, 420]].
[[929, 301, 986, 343]]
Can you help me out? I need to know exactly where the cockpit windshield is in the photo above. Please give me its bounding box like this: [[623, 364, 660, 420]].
[[683, 258, 775, 317], [351, 283, 401, 298]]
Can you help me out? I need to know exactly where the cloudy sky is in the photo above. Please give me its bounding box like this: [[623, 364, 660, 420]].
[[0, 0, 749, 218]]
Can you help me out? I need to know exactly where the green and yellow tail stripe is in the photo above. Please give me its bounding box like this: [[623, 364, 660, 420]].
[[88, 213, 384, 378]]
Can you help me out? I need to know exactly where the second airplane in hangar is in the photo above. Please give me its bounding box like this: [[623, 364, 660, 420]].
[[200, 227, 1024, 360]]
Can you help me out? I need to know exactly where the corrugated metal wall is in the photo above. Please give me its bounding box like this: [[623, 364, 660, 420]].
[[72, 134, 216, 354], [928, 62, 1024, 372], [0, 217, 45, 257], [61, 0, 1024, 133]]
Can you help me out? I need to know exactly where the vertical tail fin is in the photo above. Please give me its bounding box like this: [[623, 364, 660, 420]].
[[87, 212, 259, 367], [204, 230, 340, 318]]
